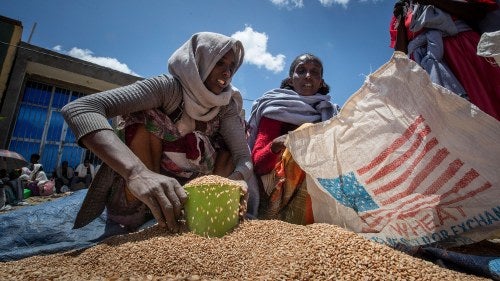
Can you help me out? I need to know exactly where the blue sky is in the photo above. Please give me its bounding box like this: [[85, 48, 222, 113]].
[[3, 0, 396, 118]]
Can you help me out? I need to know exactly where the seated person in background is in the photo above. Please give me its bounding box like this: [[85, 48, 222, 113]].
[[0, 169, 15, 210], [247, 53, 340, 224], [11, 172, 28, 206], [2, 169, 29, 206], [71, 159, 95, 190], [54, 161, 74, 193], [0, 180, 13, 211], [25, 164, 52, 196], [27, 153, 40, 171]]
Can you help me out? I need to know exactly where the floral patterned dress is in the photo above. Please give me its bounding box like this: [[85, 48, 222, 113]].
[[95, 106, 228, 230], [118, 106, 226, 185]]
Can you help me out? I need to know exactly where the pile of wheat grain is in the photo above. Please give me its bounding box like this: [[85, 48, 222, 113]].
[[0, 220, 487, 280]]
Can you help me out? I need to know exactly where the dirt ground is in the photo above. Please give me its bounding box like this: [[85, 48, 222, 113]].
[[0, 191, 73, 213]]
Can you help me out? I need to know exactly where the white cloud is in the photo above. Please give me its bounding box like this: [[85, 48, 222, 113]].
[[270, 0, 304, 8], [52, 46, 139, 76], [270, 0, 350, 8], [231, 27, 285, 73], [319, 0, 349, 6]]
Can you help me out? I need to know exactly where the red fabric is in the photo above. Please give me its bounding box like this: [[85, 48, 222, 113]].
[[389, 0, 498, 48], [389, 11, 416, 48], [304, 194, 314, 224], [388, 2, 500, 120], [162, 133, 204, 160], [252, 117, 297, 175], [443, 31, 500, 120], [124, 123, 140, 145], [476, 0, 498, 7], [252, 117, 283, 175], [126, 123, 205, 160]]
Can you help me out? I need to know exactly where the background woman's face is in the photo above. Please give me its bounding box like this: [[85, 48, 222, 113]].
[[290, 60, 323, 96], [204, 49, 236, 95]]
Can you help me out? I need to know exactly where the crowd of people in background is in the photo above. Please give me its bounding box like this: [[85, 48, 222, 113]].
[[0, 153, 98, 211]]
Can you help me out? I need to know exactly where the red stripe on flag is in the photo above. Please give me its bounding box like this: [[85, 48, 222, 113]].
[[442, 181, 492, 206], [395, 197, 442, 220], [366, 196, 443, 230], [393, 180, 490, 222], [362, 170, 489, 230], [381, 148, 449, 205], [353, 115, 492, 232], [365, 195, 440, 229], [423, 159, 464, 195], [440, 169, 479, 200], [373, 137, 438, 195], [366, 125, 431, 184], [361, 192, 428, 220], [357, 115, 425, 175]]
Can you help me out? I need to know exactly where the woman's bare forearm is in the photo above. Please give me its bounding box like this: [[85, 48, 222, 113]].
[[80, 129, 148, 181]]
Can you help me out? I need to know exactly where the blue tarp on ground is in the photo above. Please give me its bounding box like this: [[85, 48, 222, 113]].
[[0, 190, 130, 262], [419, 247, 500, 281]]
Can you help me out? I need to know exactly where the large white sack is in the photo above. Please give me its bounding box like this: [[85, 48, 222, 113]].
[[287, 52, 500, 250]]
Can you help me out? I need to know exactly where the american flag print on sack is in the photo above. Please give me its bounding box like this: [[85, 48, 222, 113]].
[[316, 115, 495, 246], [287, 53, 500, 249]]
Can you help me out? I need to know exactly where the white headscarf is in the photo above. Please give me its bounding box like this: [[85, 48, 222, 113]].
[[247, 88, 338, 150], [168, 32, 244, 122], [30, 163, 48, 184]]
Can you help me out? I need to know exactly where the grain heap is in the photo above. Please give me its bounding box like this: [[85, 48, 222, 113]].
[[0, 220, 487, 280]]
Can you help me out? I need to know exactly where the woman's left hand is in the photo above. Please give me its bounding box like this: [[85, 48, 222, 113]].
[[80, 129, 189, 232], [126, 168, 188, 232], [234, 180, 249, 221]]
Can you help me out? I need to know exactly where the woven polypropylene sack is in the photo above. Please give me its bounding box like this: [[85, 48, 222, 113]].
[[287, 52, 500, 250]]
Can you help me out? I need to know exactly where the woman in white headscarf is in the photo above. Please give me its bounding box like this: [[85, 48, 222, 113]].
[[62, 32, 252, 232], [30, 163, 48, 184]]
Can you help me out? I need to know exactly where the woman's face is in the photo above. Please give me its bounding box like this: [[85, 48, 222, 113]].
[[290, 59, 323, 96], [204, 49, 236, 95]]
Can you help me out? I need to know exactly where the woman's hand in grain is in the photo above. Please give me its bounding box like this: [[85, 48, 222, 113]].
[[126, 169, 188, 232], [235, 180, 249, 221]]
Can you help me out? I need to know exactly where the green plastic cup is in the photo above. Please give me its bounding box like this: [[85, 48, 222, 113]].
[[183, 176, 242, 237]]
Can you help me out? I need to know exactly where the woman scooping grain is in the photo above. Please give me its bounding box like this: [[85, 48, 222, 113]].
[[62, 32, 253, 233]]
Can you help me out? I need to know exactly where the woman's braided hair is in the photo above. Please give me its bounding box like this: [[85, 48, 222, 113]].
[[280, 53, 330, 95]]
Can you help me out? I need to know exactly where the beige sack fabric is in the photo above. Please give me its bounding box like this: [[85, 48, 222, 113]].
[[287, 52, 500, 250], [477, 30, 500, 65]]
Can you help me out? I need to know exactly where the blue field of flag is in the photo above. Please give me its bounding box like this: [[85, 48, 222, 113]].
[[317, 172, 379, 212]]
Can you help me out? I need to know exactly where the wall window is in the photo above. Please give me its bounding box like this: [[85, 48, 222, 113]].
[[9, 80, 99, 175]]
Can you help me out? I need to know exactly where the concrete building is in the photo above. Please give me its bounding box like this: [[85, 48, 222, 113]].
[[0, 15, 142, 174]]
